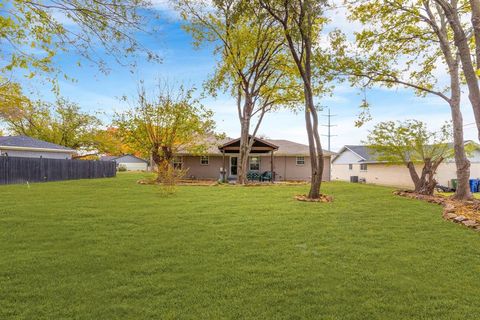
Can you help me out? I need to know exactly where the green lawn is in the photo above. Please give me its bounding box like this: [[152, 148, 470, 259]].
[[1, 173, 480, 319]]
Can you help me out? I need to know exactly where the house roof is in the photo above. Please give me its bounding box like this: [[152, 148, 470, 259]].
[[100, 155, 118, 161], [0, 135, 76, 153], [266, 139, 335, 156], [334, 141, 480, 164], [343, 145, 374, 161], [100, 154, 148, 163], [175, 135, 336, 156]]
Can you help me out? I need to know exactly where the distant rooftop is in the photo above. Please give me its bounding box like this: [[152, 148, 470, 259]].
[[338, 141, 479, 163], [0, 135, 75, 152], [344, 145, 375, 162]]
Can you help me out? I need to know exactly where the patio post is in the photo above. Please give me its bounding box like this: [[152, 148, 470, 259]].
[[270, 150, 274, 182], [222, 149, 226, 182]]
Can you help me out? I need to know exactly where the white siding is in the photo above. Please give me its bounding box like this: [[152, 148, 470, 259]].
[[115, 155, 147, 164], [114, 155, 148, 171], [118, 162, 148, 171], [332, 149, 363, 165], [468, 149, 480, 163]]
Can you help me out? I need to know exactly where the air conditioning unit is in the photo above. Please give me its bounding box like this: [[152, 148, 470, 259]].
[[350, 176, 359, 183]]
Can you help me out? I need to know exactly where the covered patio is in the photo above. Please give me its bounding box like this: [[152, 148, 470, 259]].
[[218, 137, 279, 182]]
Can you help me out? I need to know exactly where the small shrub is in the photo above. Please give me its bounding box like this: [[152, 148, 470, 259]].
[[156, 160, 187, 195]]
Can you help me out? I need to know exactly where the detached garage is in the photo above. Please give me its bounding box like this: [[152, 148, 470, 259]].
[[100, 154, 149, 171]]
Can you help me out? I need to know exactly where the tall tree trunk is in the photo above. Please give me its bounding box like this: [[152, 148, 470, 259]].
[[470, 0, 480, 68], [237, 117, 250, 185], [304, 86, 323, 199], [261, 0, 324, 198], [427, 1, 472, 198], [302, 2, 323, 199], [450, 83, 472, 200], [438, 1, 480, 141]]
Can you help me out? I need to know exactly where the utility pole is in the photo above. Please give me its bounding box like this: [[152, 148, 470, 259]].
[[321, 107, 337, 151]]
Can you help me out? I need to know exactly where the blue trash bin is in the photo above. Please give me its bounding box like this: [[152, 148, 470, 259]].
[[469, 179, 478, 193]]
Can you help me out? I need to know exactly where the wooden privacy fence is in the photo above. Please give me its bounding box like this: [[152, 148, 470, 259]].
[[0, 156, 116, 185]]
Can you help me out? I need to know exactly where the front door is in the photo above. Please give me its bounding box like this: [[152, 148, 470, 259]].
[[230, 156, 238, 177]]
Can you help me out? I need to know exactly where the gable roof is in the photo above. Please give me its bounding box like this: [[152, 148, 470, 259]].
[[219, 136, 279, 153], [343, 145, 373, 161], [0, 135, 75, 153], [100, 154, 148, 163]]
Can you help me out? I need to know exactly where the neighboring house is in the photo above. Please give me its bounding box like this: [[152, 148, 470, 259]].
[[175, 136, 335, 181], [331, 142, 480, 188], [0, 135, 76, 159], [100, 154, 149, 171]]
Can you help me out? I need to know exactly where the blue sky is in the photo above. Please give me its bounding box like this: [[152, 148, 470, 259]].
[[14, 3, 479, 152]]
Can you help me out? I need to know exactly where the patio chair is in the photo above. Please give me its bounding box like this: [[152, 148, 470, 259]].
[[261, 171, 273, 182], [247, 171, 261, 181]]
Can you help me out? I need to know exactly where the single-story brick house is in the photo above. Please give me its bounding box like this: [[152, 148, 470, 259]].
[[0, 135, 76, 159], [175, 136, 335, 181], [100, 154, 149, 171], [331, 142, 480, 188]]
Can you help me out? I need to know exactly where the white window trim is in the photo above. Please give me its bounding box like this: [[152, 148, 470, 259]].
[[200, 156, 209, 166], [349, 164, 353, 170], [296, 156, 305, 166], [173, 156, 183, 169], [360, 163, 368, 171], [249, 156, 260, 171]]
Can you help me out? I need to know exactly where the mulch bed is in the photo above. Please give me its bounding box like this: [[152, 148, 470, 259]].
[[294, 194, 333, 203], [137, 179, 219, 186], [394, 190, 480, 231]]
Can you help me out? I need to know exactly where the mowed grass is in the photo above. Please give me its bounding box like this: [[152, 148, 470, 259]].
[[1, 173, 480, 319]]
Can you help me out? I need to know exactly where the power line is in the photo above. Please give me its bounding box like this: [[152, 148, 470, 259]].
[[321, 107, 337, 151]]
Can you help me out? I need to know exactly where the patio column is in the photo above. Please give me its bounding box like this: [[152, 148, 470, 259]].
[[270, 150, 274, 182], [222, 149, 226, 182]]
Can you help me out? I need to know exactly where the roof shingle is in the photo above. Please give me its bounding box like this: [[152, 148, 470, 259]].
[[0, 135, 75, 151]]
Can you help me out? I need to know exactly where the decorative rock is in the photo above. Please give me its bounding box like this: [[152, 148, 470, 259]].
[[442, 212, 457, 220], [444, 203, 456, 213], [294, 194, 333, 203], [394, 190, 480, 231], [453, 215, 467, 223], [462, 220, 479, 227]]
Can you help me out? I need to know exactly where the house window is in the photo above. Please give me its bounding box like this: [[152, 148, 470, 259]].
[[249, 156, 260, 171], [173, 156, 183, 170], [349, 164, 353, 170], [360, 163, 368, 171], [200, 156, 209, 165], [296, 156, 305, 165]]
